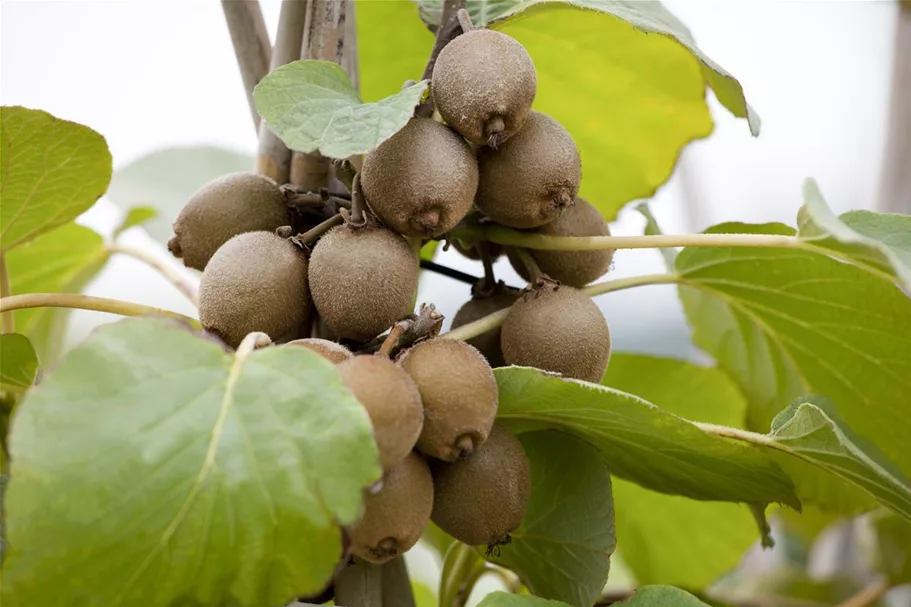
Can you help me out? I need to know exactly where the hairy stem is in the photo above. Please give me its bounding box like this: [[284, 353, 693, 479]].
[[221, 0, 271, 133], [415, 0, 466, 118], [510, 247, 543, 283], [0, 294, 197, 326], [0, 253, 13, 332], [378, 321, 410, 358], [298, 213, 344, 245], [449, 225, 802, 252], [108, 244, 199, 307]]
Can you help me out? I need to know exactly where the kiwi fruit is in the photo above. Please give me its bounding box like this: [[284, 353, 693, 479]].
[[432, 29, 537, 147], [360, 118, 478, 238], [450, 285, 520, 367], [349, 452, 434, 564], [398, 339, 497, 461], [430, 424, 530, 547], [198, 231, 309, 348], [309, 225, 419, 341], [168, 172, 290, 271], [476, 112, 581, 229], [337, 355, 424, 471], [500, 284, 610, 383], [285, 338, 352, 363], [508, 198, 614, 287]]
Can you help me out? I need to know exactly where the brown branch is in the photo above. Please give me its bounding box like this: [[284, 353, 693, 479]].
[[256, 0, 308, 182], [295, 213, 344, 246], [875, 0, 911, 212], [414, 0, 467, 118], [221, 0, 271, 133]]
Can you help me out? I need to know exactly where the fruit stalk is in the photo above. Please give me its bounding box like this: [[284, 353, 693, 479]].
[[0, 253, 13, 332], [298, 213, 345, 245], [0, 293, 198, 326], [108, 244, 199, 306], [509, 247, 545, 283], [415, 0, 467, 117], [439, 542, 486, 607], [221, 0, 271, 133]]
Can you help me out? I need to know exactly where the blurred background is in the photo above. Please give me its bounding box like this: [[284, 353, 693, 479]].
[[1, 1, 909, 605]]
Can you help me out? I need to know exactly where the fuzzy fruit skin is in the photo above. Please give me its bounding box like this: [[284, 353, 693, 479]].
[[476, 112, 581, 229], [198, 231, 309, 348], [361, 119, 478, 238], [432, 29, 537, 147], [349, 452, 434, 564], [309, 225, 419, 341], [501, 285, 610, 383], [398, 339, 497, 461], [337, 355, 424, 471], [285, 338, 352, 363], [430, 424, 530, 547], [168, 172, 290, 271], [508, 198, 614, 287], [450, 286, 520, 367]]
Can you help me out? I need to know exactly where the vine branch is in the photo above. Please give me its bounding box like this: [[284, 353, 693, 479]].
[[294, 213, 344, 246], [0, 253, 13, 332], [108, 244, 199, 307], [415, 0, 467, 117], [419, 259, 481, 286], [0, 294, 197, 326], [221, 0, 271, 133]]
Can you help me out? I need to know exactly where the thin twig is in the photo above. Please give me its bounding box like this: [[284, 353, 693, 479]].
[[478, 242, 497, 292], [221, 0, 271, 133], [419, 259, 481, 285], [0, 294, 197, 326], [415, 0, 467, 118], [835, 578, 890, 607], [359, 304, 445, 356], [108, 244, 199, 307], [378, 321, 410, 358], [0, 253, 13, 332], [511, 247, 544, 283], [296, 213, 344, 245], [348, 173, 367, 226], [456, 8, 474, 32]]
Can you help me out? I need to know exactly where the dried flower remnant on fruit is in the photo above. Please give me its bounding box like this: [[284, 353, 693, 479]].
[[361, 118, 478, 239], [398, 339, 497, 461], [168, 172, 290, 271], [432, 29, 537, 147], [198, 231, 310, 348], [348, 452, 434, 564], [476, 112, 581, 229]]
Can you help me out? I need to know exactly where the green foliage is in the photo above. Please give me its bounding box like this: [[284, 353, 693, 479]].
[[477, 592, 574, 607], [486, 431, 615, 607], [603, 354, 760, 588], [253, 60, 429, 159], [113, 205, 158, 238], [4, 222, 109, 364], [613, 586, 711, 606], [1, 318, 380, 607], [0, 106, 112, 251], [0, 334, 39, 392], [106, 146, 254, 247], [869, 511, 911, 584], [494, 366, 798, 507]]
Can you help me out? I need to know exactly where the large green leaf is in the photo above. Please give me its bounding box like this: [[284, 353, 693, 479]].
[[603, 354, 760, 589], [105, 146, 255, 247], [476, 593, 572, 607], [486, 431, 615, 607], [253, 60, 429, 159], [797, 179, 911, 291], [614, 586, 711, 607], [0, 107, 112, 251], [1, 318, 380, 607], [359, 0, 757, 219], [494, 367, 798, 508], [676, 222, 911, 511], [868, 511, 911, 585], [4, 223, 109, 364], [0, 334, 39, 392]]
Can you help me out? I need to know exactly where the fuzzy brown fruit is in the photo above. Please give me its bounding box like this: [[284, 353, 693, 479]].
[[349, 452, 434, 564], [285, 338, 352, 363], [450, 285, 520, 367], [198, 231, 309, 348], [337, 355, 424, 471], [309, 225, 419, 341], [501, 284, 610, 383], [168, 172, 290, 271], [398, 339, 497, 461], [430, 424, 530, 547], [360, 118, 478, 238], [508, 198, 614, 287], [432, 29, 536, 147], [476, 112, 581, 229]]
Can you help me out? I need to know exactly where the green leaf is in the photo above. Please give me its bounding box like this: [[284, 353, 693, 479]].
[[366, 0, 757, 219], [113, 206, 158, 238], [797, 179, 911, 291], [419, 240, 439, 262], [105, 145, 254, 247], [494, 367, 798, 508], [422, 522, 455, 557], [635, 203, 675, 270], [476, 592, 572, 607], [253, 60, 429, 159], [0, 106, 112, 251], [4, 223, 109, 364], [603, 354, 761, 588], [676, 221, 911, 512], [1, 317, 380, 607], [0, 334, 39, 392], [486, 431, 615, 607], [868, 511, 911, 584], [614, 586, 711, 606]]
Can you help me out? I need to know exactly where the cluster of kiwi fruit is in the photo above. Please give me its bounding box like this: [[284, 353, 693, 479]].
[[166, 24, 612, 568]]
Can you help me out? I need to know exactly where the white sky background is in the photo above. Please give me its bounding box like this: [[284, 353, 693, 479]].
[[0, 0, 902, 359]]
